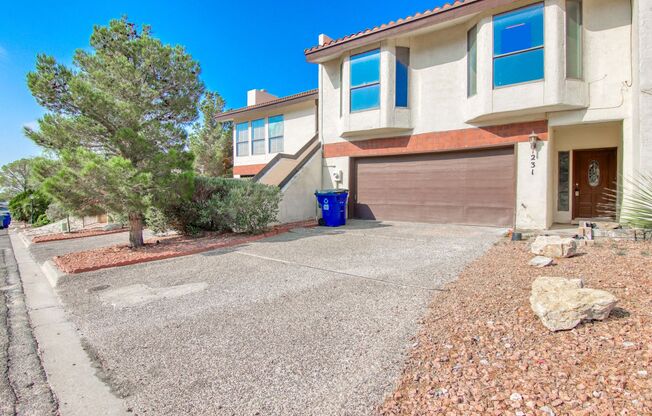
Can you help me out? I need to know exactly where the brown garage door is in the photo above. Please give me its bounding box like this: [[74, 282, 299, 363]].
[[353, 147, 515, 227]]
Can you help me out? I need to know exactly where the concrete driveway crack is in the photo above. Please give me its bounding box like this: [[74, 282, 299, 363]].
[[235, 251, 448, 292]]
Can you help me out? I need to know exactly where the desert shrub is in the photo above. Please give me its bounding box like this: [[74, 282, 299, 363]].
[[33, 213, 51, 227], [145, 206, 169, 235], [605, 172, 652, 229], [46, 202, 68, 222], [220, 182, 281, 233], [163, 176, 280, 235], [8, 189, 51, 223]]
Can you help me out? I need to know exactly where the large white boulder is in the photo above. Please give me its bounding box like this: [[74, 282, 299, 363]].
[[530, 276, 617, 331], [530, 235, 577, 258]]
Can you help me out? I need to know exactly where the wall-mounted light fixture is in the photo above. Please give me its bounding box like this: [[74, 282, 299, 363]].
[[529, 131, 540, 151]]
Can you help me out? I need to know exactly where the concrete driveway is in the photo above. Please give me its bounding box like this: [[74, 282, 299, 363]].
[[55, 220, 503, 415]]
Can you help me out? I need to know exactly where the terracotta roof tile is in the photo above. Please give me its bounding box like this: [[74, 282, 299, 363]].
[[305, 0, 478, 55], [215, 89, 318, 121]]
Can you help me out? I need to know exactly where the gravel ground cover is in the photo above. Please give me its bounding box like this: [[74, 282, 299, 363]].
[[31, 227, 126, 243], [28, 230, 133, 265], [54, 220, 316, 273], [380, 239, 652, 416]]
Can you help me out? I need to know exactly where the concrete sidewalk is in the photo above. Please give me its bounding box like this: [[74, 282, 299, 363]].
[[1, 229, 57, 415], [9, 230, 128, 416]]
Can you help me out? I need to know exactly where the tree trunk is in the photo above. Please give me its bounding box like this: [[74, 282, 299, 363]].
[[128, 213, 144, 248]]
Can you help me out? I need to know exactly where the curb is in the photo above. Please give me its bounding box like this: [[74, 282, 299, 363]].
[[41, 260, 65, 288], [31, 228, 126, 244], [17, 231, 32, 248], [8, 232, 129, 416], [56, 220, 319, 274]]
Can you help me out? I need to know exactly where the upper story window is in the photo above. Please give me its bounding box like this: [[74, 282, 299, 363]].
[[467, 26, 478, 96], [493, 3, 544, 87], [350, 49, 380, 112], [251, 119, 265, 155], [268, 115, 284, 153], [566, 0, 583, 79], [235, 122, 249, 157], [395, 47, 410, 107]]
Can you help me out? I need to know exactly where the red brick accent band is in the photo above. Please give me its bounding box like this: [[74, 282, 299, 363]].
[[323, 120, 548, 158], [233, 163, 267, 176]]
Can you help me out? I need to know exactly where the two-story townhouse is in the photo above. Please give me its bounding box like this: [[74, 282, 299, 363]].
[[216, 88, 323, 223], [226, 0, 652, 230]]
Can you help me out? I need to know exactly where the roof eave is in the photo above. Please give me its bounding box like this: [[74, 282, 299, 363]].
[[305, 0, 514, 63], [215, 91, 318, 122]]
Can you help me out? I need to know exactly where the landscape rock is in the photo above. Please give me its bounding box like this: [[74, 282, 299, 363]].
[[594, 221, 621, 230], [530, 236, 577, 258], [102, 223, 124, 231], [531, 276, 584, 295], [529, 256, 554, 268], [530, 276, 617, 331]]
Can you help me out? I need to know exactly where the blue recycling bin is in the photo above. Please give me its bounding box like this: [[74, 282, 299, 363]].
[[315, 189, 348, 227], [0, 213, 10, 229]]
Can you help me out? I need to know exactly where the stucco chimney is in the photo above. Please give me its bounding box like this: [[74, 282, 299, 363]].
[[318, 34, 333, 46], [246, 89, 277, 106]]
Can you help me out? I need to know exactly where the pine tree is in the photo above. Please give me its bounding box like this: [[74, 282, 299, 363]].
[[25, 18, 204, 246], [189, 92, 233, 177]]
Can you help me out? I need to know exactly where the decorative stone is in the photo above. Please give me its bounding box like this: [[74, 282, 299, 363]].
[[510, 392, 523, 402], [102, 223, 123, 231], [529, 256, 554, 268], [594, 221, 621, 230], [531, 276, 583, 295], [530, 236, 577, 258], [530, 276, 617, 331]]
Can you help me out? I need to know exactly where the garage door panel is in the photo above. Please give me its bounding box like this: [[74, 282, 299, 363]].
[[354, 148, 515, 227]]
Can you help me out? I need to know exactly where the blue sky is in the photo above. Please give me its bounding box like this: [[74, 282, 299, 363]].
[[0, 0, 448, 166]]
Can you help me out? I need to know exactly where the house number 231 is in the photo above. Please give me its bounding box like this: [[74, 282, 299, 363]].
[[530, 153, 536, 175]]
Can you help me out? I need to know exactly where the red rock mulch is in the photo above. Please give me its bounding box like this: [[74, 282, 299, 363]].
[[31, 227, 126, 243], [53, 220, 316, 274], [380, 239, 652, 416]]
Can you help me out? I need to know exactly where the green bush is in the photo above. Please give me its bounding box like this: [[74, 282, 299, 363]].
[[108, 212, 128, 226], [163, 176, 280, 235], [8, 189, 51, 223], [33, 213, 51, 227], [145, 206, 169, 235]]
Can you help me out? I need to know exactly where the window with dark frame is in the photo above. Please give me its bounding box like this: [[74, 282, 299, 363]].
[[493, 3, 544, 87], [350, 49, 381, 112], [235, 122, 249, 157], [395, 47, 410, 107], [566, 0, 583, 79], [339, 60, 344, 117], [467, 25, 478, 97], [558, 151, 570, 211]]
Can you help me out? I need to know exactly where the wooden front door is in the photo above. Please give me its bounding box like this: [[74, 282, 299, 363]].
[[572, 148, 617, 219]]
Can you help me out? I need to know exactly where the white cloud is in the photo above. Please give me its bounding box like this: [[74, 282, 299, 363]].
[[0, 45, 7, 60]]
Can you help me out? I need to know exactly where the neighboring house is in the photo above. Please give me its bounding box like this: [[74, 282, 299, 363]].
[[225, 0, 652, 230], [216, 89, 322, 223]]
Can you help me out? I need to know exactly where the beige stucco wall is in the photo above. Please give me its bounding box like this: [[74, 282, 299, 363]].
[[233, 100, 317, 171], [317, 0, 634, 229], [633, 0, 652, 174], [276, 150, 322, 223]]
